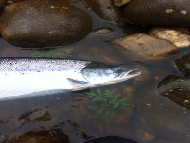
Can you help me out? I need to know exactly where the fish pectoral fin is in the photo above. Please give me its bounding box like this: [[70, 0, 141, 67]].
[[67, 78, 88, 86]]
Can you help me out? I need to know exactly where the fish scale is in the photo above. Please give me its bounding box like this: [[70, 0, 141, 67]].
[[0, 58, 90, 71], [0, 58, 140, 101]]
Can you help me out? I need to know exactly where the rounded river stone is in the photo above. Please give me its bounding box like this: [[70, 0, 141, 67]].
[[0, 0, 5, 8], [0, 0, 92, 47], [123, 0, 190, 27]]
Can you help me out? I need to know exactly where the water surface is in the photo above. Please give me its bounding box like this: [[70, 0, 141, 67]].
[[0, 2, 190, 143]]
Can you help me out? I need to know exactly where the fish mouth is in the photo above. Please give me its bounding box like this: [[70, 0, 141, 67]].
[[128, 68, 141, 76]]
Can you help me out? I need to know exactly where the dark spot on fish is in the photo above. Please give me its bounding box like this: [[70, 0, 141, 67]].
[[85, 62, 117, 69]]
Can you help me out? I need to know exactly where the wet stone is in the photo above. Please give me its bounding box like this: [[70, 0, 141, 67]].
[[0, 0, 5, 8], [175, 52, 190, 78], [150, 27, 190, 48], [93, 28, 114, 35], [114, 0, 132, 7], [6, 0, 78, 5], [114, 33, 178, 58], [123, 0, 190, 27], [157, 75, 190, 110], [82, 0, 122, 22], [6, 0, 24, 5], [0, 0, 92, 48]]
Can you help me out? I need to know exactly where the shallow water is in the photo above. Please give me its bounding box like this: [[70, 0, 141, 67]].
[[0, 2, 190, 143]]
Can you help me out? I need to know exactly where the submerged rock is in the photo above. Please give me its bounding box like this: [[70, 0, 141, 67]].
[[150, 27, 190, 48], [84, 136, 138, 143], [8, 129, 70, 143], [82, 0, 122, 22], [93, 28, 114, 35], [134, 129, 155, 142], [6, 0, 78, 5], [0, 0, 92, 48], [0, 0, 5, 8], [114, 33, 178, 58], [157, 75, 190, 110], [175, 52, 190, 78], [135, 81, 190, 140], [123, 0, 190, 27]]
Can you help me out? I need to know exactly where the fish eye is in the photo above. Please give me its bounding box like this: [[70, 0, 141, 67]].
[[115, 69, 123, 73]]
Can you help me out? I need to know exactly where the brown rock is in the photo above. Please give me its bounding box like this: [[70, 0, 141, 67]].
[[114, 33, 178, 58], [6, 0, 77, 5], [9, 129, 70, 143], [114, 0, 132, 7], [157, 75, 190, 110], [150, 27, 190, 48], [82, 0, 122, 22], [93, 28, 114, 35], [0, 0, 92, 48], [0, 0, 5, 7], [123, 0, 190, 27]]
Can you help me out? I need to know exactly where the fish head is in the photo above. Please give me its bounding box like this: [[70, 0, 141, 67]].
[[82, 64, 141, 85]]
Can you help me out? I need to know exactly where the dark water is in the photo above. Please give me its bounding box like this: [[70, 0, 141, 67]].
[[0, 2, 190, 143]]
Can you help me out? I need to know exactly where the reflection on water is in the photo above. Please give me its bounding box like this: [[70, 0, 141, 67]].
[[0, 1, 190, 143], [84, 136, 138, 143]]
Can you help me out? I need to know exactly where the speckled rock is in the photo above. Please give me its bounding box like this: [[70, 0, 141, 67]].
[[114, 33, 178, 58], [157, 75, 190, 110], [0, 0, 92, 48], [135, 80, 190, 140], [82, 0, 122, 22], [150, 27, 190, 48], [123, 0, 190, 27]]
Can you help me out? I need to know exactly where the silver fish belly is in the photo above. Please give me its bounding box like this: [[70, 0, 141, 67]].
[[0, 58, 141, 100]]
